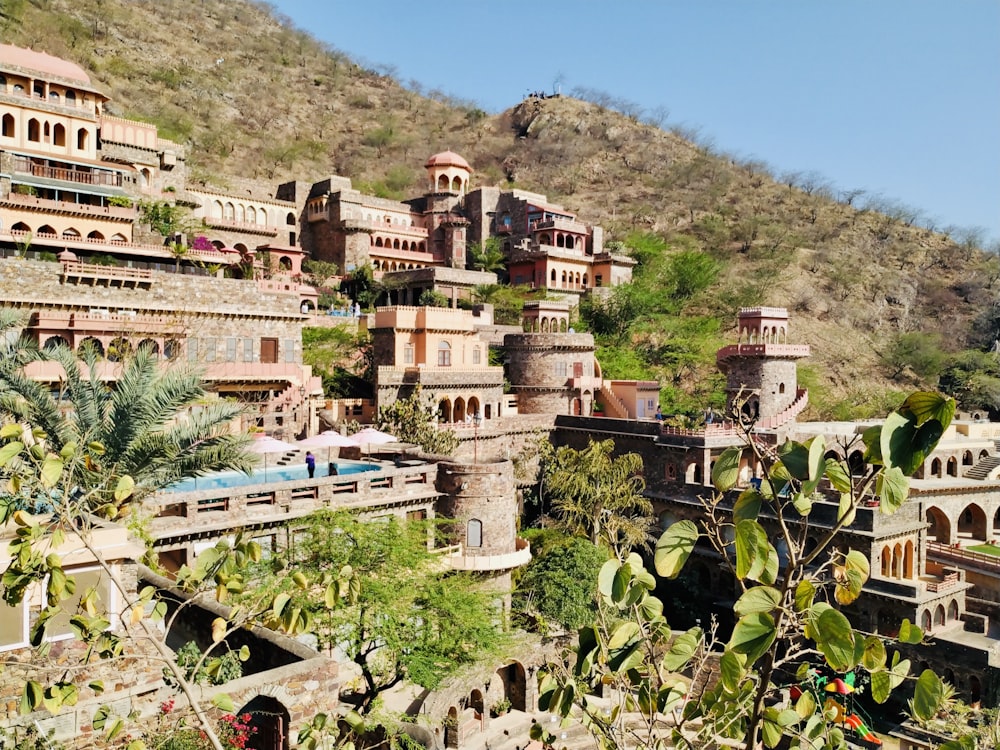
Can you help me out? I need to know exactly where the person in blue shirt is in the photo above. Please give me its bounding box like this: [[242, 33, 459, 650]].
[[305, 451, 316, 478]]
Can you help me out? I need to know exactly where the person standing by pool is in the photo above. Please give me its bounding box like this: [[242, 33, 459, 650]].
[[305, 451, 316, 478]]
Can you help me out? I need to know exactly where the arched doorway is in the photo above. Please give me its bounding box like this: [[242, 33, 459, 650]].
[[496, 662, 526, 712], [934, 604, 946, 628], [467, 396, 480, 419], [958, 503, 988, 542], [237, 695, 290, 750], [469, 688, 484, 718], [454, 397, 466, 424], [925, 507, 951, 544], [438, 398, 452, 423]]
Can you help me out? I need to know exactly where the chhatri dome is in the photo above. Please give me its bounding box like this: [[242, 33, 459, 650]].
[[0, 44, 91, 84], [425, 150, 471, 195]]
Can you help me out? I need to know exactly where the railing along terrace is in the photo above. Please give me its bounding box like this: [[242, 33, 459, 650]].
[[146, 463, 439, 539], [61, 260, 153, 280], [928, 541, 1000, 571], [0, 192, 136, 219], [13, 158, 122, 187]]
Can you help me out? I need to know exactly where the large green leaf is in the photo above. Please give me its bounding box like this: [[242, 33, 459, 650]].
[[824, 458, 852, 493], [654, 520, 698, 579], [778, 439, 810, 481], [608, 621, 641, 650], [793, 580, 815, 612], [612, 561, 632, 605], [899, 391, 955, 431], [734, 586, 781, 617], [0, 441, 24, 467], [712, 447, 742, 492], [598, 559, 619, 598], [898, 618, 923, 644], [877, 466, 909, 514], [880, 408, 946, 476], [806, 435, 825, 482], [735, 519, 766, 579], [661, 627, 701, 672], [814, 608, 855, 671], [733, 489, 763, 524], [861, 635, 886, 671], [911, 669, 945, 722], [861, 424, 884, 465], [729, 612, 776, 663], [719, 649, 745, 693]]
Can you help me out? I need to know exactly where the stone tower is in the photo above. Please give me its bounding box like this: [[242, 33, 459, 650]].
[[424, 151, 472, 268], [715, 307, 810, 424], [435, 460, 531, 605]]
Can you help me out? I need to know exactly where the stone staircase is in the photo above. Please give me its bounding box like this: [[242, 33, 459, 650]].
[[598, 383, 630, 419], [966, 454, 1000, 480], [273, 450, 300, 467]]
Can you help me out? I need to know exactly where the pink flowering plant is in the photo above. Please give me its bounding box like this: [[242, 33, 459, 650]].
[[124, 701, 255, 750]]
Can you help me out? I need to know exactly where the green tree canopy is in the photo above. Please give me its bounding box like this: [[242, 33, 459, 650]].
[[271, 510, 506, 714], [376, 386, 457, 455], [542, 438, 652, 552], [515, 533, 606, 632]]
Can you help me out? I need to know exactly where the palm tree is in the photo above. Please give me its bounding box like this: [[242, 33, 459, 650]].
[[0, 321, 253, 506], [543, 438, 653, 553]]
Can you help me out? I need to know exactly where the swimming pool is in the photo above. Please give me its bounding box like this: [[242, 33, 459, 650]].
[[162, 461, 378, 494]]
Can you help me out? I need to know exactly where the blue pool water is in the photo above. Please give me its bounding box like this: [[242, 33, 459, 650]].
[[162, 461, 378, 494]]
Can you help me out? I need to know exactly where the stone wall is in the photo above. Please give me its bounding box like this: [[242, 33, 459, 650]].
[[0, 258, 300, 318]]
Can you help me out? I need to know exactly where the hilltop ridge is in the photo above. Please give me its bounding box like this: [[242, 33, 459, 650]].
[[3, 0, 995, 416]]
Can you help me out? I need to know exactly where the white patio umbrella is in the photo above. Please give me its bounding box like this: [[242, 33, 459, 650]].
[[297, 431, 357, 470], [350, 427, 398, 462], [248, 433, 299, 481]]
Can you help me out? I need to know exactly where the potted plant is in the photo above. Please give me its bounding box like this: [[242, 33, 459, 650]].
[[490, 698, 511, 717]]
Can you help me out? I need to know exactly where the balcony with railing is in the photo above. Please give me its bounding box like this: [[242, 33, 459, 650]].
[[60, 260, 153, 287], [339, 217, 429, 238], [445, 537, 532, 572], [0, 89, 99, 117], [1, 191, 135, 220], [202, 216, 279, 236], [12, 157, 123, 187]]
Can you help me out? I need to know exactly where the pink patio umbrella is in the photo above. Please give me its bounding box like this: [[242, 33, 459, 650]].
[[350, 427, 398, 462], [248, 433, 299, 481], [297, 431, 357, 470]]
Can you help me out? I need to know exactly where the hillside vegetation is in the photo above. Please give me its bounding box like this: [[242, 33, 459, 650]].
[[5, 0, 999, 418]]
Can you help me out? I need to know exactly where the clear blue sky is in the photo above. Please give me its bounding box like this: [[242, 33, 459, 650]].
[[271, 0, 1000, 243]]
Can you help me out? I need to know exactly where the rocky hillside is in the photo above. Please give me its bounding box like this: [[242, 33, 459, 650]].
[[5, 0, 996, 416]]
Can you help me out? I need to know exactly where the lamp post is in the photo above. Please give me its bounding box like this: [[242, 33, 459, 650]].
[[473, 411, 482, 464]]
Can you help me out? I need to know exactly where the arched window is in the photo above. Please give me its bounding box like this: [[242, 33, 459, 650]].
[[36, 225, 56, 236], [437, 341, 451, 366], [42, 336, 69, 350], [65, 90, 76, 105], [62, 228, 80, 238], [87, 230, 105, 241], [467, 519, 482, 548], [223, 202, 235, 220], [550, 269, 556, 283], [286, 211, 296, 225], [27, 118, 40, 142], [1, 113, 13, 138], [247, 206, 256, 223], [437, 174, 449, 191], [77, 128, 89, 150], [213, 200, 224, 219], [236, 204, 245, 222], [49, 90, 60, 103]]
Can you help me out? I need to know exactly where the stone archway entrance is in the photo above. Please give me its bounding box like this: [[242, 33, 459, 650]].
[[496, 661, 527, 712], [237, 695, 290, 750]]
